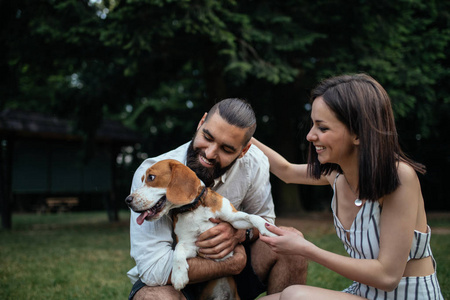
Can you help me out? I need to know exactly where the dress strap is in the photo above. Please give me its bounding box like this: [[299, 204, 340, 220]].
[[333, 173, 341, 190], [332, 173, 341, 215]]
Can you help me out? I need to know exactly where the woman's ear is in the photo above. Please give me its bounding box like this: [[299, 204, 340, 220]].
[[353, 135, 360, 146]]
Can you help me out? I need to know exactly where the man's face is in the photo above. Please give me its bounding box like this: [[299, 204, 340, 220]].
[[186, 112, 251, 186]]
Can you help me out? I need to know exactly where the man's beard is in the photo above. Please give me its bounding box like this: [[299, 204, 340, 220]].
[[186, 140, 238, 187]]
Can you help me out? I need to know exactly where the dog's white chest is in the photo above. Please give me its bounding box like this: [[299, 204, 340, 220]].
[[170, 206, 221, 290], [174, 206, 216, 243]]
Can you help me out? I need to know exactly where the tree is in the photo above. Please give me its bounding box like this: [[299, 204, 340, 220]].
[[1, 0, 449, 212]]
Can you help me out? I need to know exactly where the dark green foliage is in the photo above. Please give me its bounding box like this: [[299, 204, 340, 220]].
[[1, 0, 449, 210]]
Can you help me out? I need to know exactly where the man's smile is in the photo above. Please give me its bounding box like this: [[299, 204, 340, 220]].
[[199, 154, 215, 167]]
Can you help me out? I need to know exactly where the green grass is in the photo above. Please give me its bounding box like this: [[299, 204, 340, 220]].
[[1, 211, 449, 299], [0, 211, 135, 300]]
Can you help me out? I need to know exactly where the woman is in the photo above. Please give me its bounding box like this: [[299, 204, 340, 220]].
[[253, 74, 443, 299]]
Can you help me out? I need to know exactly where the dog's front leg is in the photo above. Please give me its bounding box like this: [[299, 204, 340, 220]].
[[172, 242, 196, 290], [215, 200, 277, 238], [232, 212, 277, 237]]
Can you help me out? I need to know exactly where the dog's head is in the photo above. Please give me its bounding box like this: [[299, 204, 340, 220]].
[[125, 159, 203, 225]]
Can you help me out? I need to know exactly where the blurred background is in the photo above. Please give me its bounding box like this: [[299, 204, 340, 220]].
[[1, 0, 449, 229]]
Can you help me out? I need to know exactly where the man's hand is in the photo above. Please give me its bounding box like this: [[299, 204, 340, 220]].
[[196, 218, 246, 260]]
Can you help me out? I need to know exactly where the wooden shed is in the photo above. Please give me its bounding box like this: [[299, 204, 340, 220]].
[[0, 109, 140, 229]]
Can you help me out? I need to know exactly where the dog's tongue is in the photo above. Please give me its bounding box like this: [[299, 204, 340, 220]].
[[136, 211, 150, 225]]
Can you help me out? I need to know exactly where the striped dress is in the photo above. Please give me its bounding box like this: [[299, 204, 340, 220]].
[[332, 174, 444, 299]]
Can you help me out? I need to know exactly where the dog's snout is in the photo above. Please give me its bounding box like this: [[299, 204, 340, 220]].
[[125, 195, 134, 206]]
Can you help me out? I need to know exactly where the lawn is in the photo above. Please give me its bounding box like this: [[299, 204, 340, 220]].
[[1, 211, 449, 299], [0, 211, 134, 300]]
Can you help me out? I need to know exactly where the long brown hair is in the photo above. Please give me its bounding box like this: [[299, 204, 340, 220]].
[[308, 74, 425, 200]]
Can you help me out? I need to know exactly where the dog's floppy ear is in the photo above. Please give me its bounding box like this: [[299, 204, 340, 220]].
[[166, 162, 202, 205]]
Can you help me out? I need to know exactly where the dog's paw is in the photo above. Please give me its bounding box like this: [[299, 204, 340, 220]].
[[258, 224, 278, 237], [248, 215, 278, 237], [171, 269, 189, 290], [171, 258, 190, 291]]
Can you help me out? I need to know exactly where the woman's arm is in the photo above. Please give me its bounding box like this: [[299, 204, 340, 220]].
[[260, 163, 422, 291], [372, 163, 424, 288], [251, 137, 328, 185]]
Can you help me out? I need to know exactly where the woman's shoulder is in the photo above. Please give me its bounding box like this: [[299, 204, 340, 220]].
[[383, 162, 421, 203], [397, 161, 420, 184]]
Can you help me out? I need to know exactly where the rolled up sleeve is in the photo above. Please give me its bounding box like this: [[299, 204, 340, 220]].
[[128, 211, 174, 286], [241, 146, 276, 223]]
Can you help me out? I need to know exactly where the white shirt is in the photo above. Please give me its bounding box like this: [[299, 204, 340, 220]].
[[127, 142, 275, 286]]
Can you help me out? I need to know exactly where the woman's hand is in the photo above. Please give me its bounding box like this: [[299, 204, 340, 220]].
[[259, 223, 311, 256]]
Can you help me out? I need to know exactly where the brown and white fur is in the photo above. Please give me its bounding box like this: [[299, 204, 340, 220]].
[[125, 159, 276, 298]]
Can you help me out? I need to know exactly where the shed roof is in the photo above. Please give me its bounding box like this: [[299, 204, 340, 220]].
[[0, 109, 140, 144]]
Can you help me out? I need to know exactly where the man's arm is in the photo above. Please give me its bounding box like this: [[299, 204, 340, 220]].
[[169, 244, 247, 284]]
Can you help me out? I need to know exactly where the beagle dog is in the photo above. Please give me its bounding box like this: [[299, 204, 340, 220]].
[[125, 159, 276, 298]]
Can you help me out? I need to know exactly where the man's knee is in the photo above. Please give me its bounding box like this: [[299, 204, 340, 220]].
[[133, 285, 186, 300], [250, 239, 278, 277], [251, 238, 308, 285], [251, 238, 308, 270], [281, 254, 308, 284], [280, 251, 308, 269]]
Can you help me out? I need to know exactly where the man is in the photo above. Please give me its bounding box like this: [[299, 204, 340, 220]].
[[128, 98, 308, 300]]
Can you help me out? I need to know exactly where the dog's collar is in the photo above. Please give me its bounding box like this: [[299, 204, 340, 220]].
[[173, 186, 206, 215]]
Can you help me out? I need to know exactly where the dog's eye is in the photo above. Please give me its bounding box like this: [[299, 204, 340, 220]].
[[147, 175, 155, 182]]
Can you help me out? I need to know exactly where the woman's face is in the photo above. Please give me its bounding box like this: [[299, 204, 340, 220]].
[[306, 97, 359, 166]]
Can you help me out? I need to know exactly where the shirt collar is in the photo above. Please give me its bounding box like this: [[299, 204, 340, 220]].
[[213, 172, 228, 187]]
